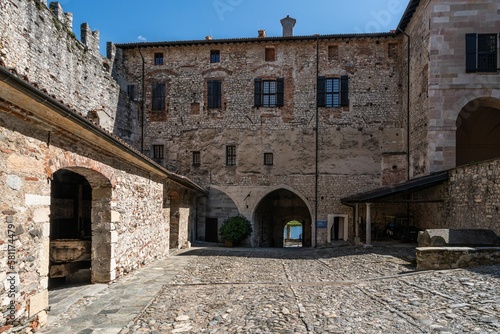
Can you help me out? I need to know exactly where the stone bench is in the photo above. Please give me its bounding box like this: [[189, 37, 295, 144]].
[[416, 229, 500, 270]]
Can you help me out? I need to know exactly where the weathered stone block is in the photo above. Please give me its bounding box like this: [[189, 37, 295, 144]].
[[417, 229, 499, 247], [416, 247, 500, 270], [29, 290, 48, 317]]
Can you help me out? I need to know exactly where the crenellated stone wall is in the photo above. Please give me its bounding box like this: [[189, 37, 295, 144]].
[[0, 0, 122, 133]]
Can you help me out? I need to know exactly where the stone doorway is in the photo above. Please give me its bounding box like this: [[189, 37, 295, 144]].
[[456, 97, 500, 166], [253, 189, 312, 247], [49, 168, 113, 288]]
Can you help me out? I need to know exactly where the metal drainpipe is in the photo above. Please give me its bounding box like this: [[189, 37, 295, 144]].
[[138, 47, 145, 153], [398, 27, 412, 229], [398, 27, 411, 181], [314, 35, 320, 248]]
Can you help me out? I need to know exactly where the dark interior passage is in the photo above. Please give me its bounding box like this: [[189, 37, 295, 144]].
[[49, 169, 92, 287], [254, 189, 312, 247]]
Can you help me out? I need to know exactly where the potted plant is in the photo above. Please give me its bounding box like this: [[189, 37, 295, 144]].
[[219, 215, 253, 247]]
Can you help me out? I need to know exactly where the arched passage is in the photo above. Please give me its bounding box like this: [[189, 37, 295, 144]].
[[49, 168, 112, 287], [253, 189, 312, 247], [456, 97, 500, 166]]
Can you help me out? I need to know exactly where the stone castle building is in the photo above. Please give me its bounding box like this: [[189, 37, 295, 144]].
[[0, 0, 499, 330]]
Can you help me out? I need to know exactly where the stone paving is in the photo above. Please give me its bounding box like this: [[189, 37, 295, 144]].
[[41, 245, 499, 334]]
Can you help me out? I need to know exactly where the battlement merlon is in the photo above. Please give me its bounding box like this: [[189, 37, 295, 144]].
[[81, 23, 100, 53], [49, 2, 73, 30]]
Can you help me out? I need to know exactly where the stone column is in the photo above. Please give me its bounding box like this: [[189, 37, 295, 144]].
[[365, 203, 372, 247]]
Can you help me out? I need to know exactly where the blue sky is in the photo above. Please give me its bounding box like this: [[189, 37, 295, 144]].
[[60, 0, 410, 51]]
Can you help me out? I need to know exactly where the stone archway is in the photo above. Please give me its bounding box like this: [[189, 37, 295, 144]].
[[253, 189, 312, 247], [49, 168, 113, 286], [456, 97, 500, 166]]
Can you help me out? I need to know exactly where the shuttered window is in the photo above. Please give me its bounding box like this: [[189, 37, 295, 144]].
[[152, 83, 166, 111], [207, 80, 222, 109], [317, 76, 349, 108], [254, 78, 284, 107]]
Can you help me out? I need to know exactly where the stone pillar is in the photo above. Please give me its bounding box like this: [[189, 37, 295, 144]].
[[365, 203, 372, 247], [354, 203, 361, 245]]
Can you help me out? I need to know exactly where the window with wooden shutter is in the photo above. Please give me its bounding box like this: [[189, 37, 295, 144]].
[[254, 78, 262, 107], [317, 76, 348, 108], [466, 33, 478, 72], [207, 80, 222, 109], [152, 83, 166, 111], [254, 78, 284, 108], [340, 75, 349, 107]]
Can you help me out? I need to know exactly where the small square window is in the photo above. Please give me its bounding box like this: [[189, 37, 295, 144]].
[[210, 50, 220, 63], [264, 153, 273, 166], [226, 145, 236, 166], [265, 47, 276, 61], [154, 52, 164, 65], [192, 151, 201, 166]]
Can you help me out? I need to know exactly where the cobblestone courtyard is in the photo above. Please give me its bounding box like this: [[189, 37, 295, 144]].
[[119, 246, 499, 334]]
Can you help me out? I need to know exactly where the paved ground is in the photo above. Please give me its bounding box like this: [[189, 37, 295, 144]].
[[40, 244, 499, 334]]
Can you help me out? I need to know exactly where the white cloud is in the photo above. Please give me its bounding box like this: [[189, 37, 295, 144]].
[[137, 35, 147, 41]]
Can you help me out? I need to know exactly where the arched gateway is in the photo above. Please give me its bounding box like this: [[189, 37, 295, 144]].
[[456, 97, 500, 166], [253, 189, 312, 247]]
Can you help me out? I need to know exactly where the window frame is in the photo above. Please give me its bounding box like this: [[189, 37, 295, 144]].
[[151, 82, 166, 111], [192, 151, 201, 166], [154, 52, 164, 65], [254, 78, 284, 108], [265, 47, 276, 61], [317, 76, 349, 108], [226, 145, 236, 166], [152, 145, 164, 160], [207, 80, 222, 109], [127, 84, 136, 101], [466, 33, 498, 73], [264, 153, 274, 166], [210, 50, 220, 63]]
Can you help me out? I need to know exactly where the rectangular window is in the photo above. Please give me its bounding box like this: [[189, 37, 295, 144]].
[[466, 33, 498, 73], [264, 153, 273, 166], [226, 145, 236, 166], [127, 84, 136, 101], [154, 52, 164, 65], [152, 83, 166, 111], [254, 78, 284, 108], [317, 76, 349, 108], [210, 50, 220, 63], [192, 151, 201, 166], [207, 80, 222, 109], [265, 47, 276, 61], [152, 145, 164, 160]]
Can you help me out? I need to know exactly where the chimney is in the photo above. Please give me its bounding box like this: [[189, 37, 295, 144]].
[[258, 30, 266, 38], [205, 36, 213, 41], [280, 15, 296, 37]]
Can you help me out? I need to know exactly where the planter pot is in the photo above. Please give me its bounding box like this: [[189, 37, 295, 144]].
[[224, 240, 234, 247]]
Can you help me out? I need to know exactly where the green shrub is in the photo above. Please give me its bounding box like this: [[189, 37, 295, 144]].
[[219, 215, 252, 243]]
